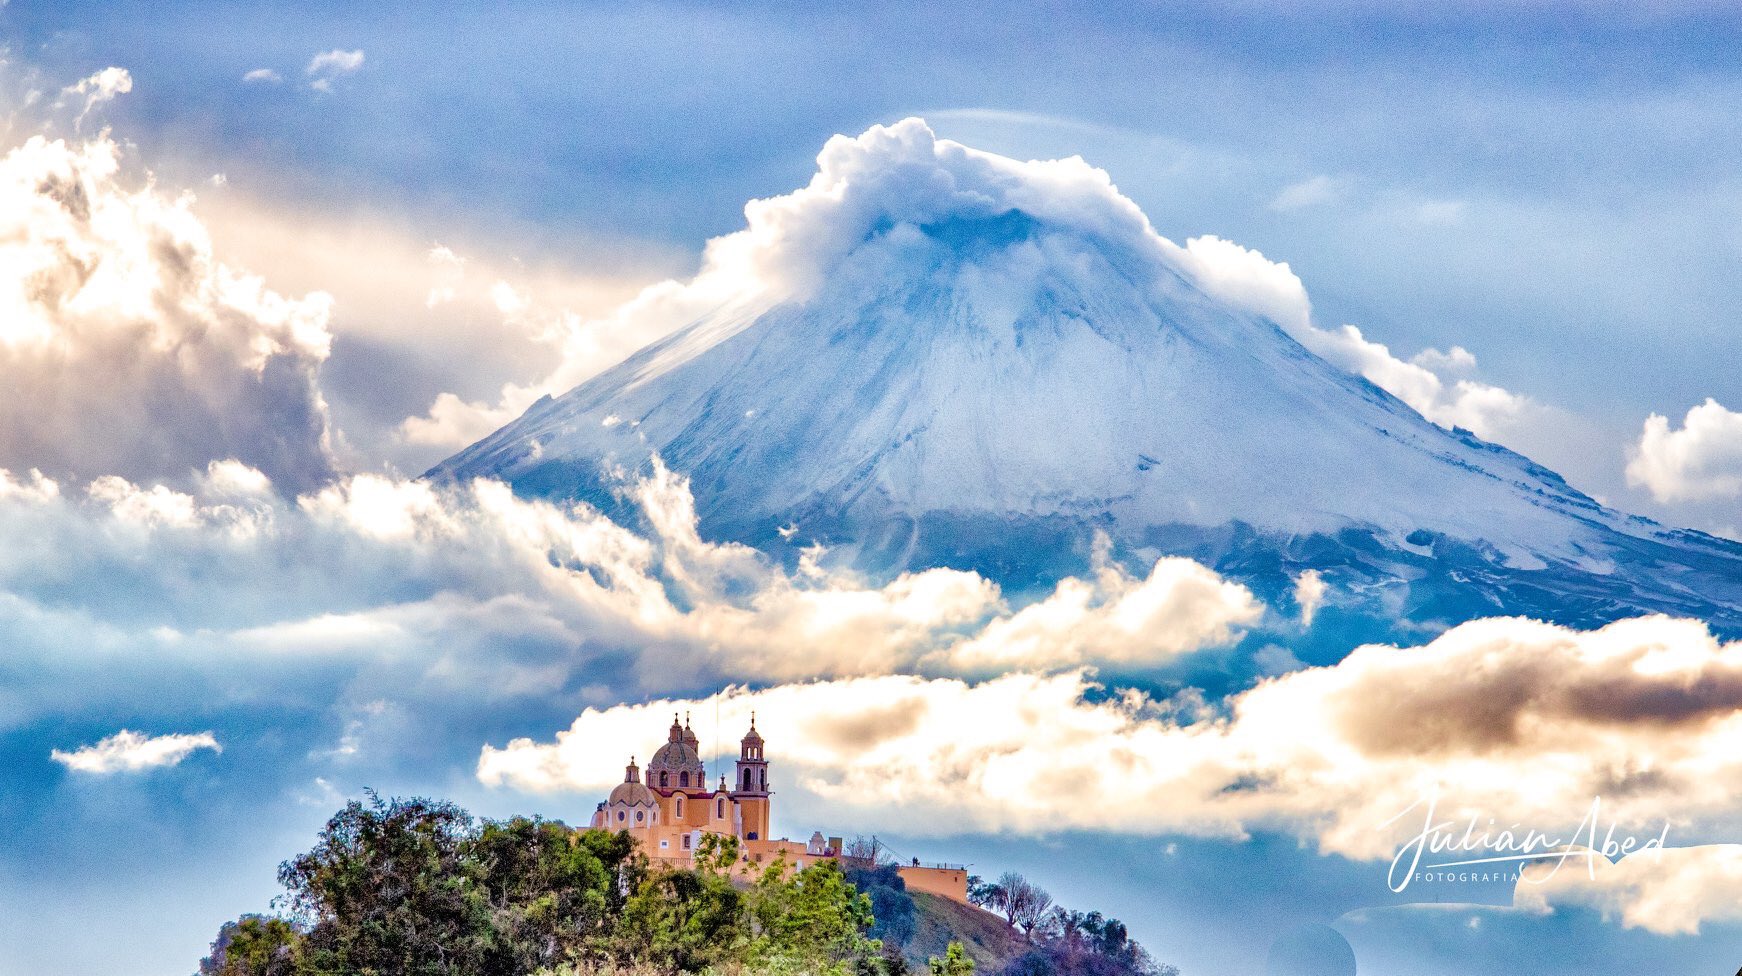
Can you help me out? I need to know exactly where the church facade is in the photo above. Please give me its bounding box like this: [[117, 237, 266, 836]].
[[590, 713, 969, 903], [591, 713, 772, 861]]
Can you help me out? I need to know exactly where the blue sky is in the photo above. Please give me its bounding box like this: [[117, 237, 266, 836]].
[[6, 3, 1742, 975]]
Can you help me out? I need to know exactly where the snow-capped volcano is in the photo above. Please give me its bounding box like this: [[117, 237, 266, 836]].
[[433, 120, 1742, 631]]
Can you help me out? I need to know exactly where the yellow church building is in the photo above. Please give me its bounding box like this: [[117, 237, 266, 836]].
[[591, 714, 969, 904]]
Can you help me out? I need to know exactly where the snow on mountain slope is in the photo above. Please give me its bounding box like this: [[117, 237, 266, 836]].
[[432, 119, 1742, 631]]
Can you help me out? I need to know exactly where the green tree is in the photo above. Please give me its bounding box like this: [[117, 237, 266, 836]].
[[693, 832, 742, 875], [198, 915, 302, 976], [472, 817, 620, 974], [748, 857, 877, 972], [276, 793, 494, 976], [927, 941, 975, 976], [615, 866, 749, 971]]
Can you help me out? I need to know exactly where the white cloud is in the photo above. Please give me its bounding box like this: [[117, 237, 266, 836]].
[[0, 133, 337, 490], [1414, 199, 1469, 225], [306, 49, 365, 91], [0, 458, 1258, 710], [51, 729, 219, 774], [1627, 399, 1742, 503], [943, 550, 1262, 672], [1269, 174, 1345, 212], [242, 68, 282, 84], [1170, 232, 1542, 443], [1294, 569, 1326, 627], [1172, 234, 1313, 333], [1515, 844, 1742, 936], [481, 613, 1742, 858], [60, 67, 131, 130]]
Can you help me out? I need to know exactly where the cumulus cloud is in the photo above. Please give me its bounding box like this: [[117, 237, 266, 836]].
[[306, 49, 364, 91], [51, 729, 219, 774], [1307, 324, 1540, 439], [482, 614, 1742, 858], [60, 67, 131, 130], [242, 68, 282, 84], [0, 458, 1258, 716], [943, 549, 1262, 672], [1626, 399, 1742, 503], [1169, 233, 1543, 443], [1294, 569, 1326, 627], [1515, 844, 1742, 936], [0, 132, 337, 491]]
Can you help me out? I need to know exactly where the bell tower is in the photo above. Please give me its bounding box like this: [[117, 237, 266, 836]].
[[733, 713, 771, 841]]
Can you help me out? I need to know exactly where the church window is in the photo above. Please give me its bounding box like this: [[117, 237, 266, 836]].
[[683, 834, 691, 850], [676, 796, 684, 818], [636, 810, 644, 823], [659, 772, 668, 787], [742, 769, 751, 790], [680, 771, 689, 787], [617, 811, 624, 822], [717, 798, 725, 818]]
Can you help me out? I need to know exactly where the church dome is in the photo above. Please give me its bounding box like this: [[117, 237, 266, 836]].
[[647, 712, 707, 786], [650, 739, 703, 769], [608, 756, 656, 807], [609, 779, 655, 806]]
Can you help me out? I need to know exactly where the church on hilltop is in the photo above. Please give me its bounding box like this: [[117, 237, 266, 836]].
[[591, 713, 969, 904]]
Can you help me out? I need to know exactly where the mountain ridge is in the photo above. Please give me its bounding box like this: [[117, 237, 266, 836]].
[[430, 119, 1742, 634]]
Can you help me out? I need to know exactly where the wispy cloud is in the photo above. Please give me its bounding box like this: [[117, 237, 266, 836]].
[[242, 67, 282, 84], [1269, 174, 1345, 212], [59, 67, 131, 131], [306, 49, 364, 91], [51, 729, 220, 774]]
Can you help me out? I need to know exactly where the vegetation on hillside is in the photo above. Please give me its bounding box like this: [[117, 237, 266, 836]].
[[197, 794, 1174, 976]]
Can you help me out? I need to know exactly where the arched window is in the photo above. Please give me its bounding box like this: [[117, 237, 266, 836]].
[[717, 798, 725, 819], [676, 796, 684, 818], [741, 769, 751, 790], [758, 770, 766, 791], [659, 772, 668, 788], [680, 771, 689, 787]]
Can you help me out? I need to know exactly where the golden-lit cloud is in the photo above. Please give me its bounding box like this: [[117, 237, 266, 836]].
[[0, 458, 1261, 718], [481, 613, 1742, 862], [0, 130, 337, 490], [1515, 844, 1742, 936]]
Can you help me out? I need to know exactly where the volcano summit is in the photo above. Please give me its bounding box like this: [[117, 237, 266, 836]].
[[433, 119, 1742, 633]]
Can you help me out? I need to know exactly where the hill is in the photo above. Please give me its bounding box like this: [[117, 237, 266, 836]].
[[906, 891, 1024, 972]]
